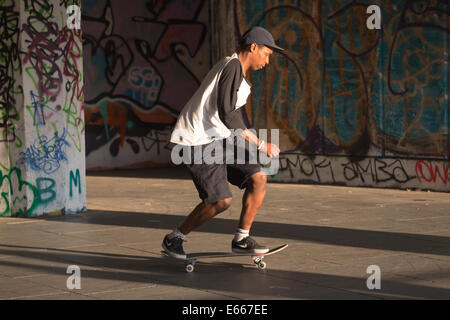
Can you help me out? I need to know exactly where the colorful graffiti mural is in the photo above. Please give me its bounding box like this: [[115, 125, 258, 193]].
[[3, 0, 444, 195], [82, 0, 211, 169], [0, 0, 86, 216], [0, 0, 22, 149], [233, 0, 449, 191]]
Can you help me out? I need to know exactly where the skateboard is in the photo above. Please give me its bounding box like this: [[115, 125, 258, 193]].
[[161, 244, 288, 272]]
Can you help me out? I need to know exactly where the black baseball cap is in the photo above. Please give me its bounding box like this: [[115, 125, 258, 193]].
[[240, 26, 284, 52]]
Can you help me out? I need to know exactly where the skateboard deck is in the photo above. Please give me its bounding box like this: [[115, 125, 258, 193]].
[[162, 244, 288, 272]]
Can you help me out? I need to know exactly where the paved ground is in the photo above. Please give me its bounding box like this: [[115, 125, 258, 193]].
[[0, 167, 449, 300]]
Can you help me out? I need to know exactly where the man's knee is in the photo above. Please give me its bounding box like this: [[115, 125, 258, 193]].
[[247, 172, 267, 191], [214, 197, 232, 213]]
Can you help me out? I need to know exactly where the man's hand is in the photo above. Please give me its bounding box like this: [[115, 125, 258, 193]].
[[261, 141, 280, 158], [239, 128, 280, 158]]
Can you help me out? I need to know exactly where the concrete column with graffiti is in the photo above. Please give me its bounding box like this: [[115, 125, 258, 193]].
[[0, 0, 86, 217]]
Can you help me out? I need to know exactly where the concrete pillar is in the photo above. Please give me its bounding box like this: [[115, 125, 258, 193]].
[[0, 0, 86, 217], [210, 0, 238, 64]]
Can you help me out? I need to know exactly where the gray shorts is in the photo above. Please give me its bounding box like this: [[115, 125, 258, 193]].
[[184, 139, 262, 204]]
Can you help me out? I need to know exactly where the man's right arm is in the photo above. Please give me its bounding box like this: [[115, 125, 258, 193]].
[[217, 59, 248, 131], [217, 59, 279, 158]]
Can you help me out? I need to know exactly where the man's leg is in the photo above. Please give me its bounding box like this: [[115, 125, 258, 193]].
[[162, 198, 232, 259], [230, 171, 269, 254], [163, 141, 233, 258], [238, 171, 267, 230], [178, 198, 232, 235]]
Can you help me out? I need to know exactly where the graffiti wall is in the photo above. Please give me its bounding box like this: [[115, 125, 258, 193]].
[[0, 0, 86, 216], [82, 0, 211, 169], [233, 0, 449, 191]]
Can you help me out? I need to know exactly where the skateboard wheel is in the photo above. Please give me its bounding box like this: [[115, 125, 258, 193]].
[[258, 261, 267, 270], [186, 264, 195, 273]]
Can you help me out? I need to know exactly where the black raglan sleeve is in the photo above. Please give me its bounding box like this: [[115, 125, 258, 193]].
[[217, 59, 248, 130]]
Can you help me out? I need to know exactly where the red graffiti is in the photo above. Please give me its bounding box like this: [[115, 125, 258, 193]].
[[415, 161, 450, 185], [22, 10, 83, 101]]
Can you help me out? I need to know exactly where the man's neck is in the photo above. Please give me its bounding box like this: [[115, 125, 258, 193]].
[[237, 52, 250, 77]]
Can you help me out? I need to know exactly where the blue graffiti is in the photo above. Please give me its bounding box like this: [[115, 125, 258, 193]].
[[30, 90, 59, 126], [17, 128, 71, 174], [125, 66, 161, 108]]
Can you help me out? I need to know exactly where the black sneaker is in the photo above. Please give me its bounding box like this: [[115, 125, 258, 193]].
[[162, 235, 186, 259], [232, 236, 269, 254]]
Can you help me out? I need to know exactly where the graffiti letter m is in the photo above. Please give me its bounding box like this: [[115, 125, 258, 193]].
[[69, 169, 81, 197]]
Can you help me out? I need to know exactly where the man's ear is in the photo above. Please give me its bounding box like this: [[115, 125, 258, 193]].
[[250, 43, 258, 52]]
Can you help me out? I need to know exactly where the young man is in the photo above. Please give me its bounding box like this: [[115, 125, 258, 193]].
[[163, 27, 283, 259]]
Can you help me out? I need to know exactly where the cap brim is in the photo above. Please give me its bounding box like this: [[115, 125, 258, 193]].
[[266, 44, 284, 52]]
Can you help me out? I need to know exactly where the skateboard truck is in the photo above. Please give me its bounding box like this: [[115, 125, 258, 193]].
[[252, 256, 267, 270]]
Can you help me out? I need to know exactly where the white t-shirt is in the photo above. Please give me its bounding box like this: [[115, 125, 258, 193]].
[[170, 53, 251, 146]]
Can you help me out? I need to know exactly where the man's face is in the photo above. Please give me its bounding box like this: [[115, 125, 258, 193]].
[[250, 44, 274, 70]]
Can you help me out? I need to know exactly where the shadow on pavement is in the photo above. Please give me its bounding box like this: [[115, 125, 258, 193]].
[[0, 243, 449, 299], [36, 210, 450, 257]]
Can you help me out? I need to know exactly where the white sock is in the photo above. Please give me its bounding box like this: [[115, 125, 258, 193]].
[[233, 228, 249, 242], [168, 228, 186, 240]]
